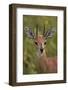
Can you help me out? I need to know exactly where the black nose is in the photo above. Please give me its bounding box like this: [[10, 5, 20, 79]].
[[40, 48, 43, 53]]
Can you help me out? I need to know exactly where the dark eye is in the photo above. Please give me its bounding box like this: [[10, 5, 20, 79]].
[[35, 41, 38, 45], [44, 42, 46, 45]]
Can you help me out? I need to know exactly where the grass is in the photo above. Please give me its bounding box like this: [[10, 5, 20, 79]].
[[23, 15, 57, 74]]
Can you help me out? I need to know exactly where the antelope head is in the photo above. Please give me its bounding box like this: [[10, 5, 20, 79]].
[[24, 25, 56, 56]]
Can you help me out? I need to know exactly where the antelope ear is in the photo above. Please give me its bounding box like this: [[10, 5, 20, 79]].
[[44, 28, 56, 39], [24, 27, 35, 39]]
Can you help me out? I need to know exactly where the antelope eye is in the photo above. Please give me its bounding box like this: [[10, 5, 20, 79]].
[[44, 42, 46, 45], [35, 41, 38, 45]]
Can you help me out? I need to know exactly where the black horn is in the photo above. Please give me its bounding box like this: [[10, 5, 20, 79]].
[[36, 24, 38, 38], [43, 24, 45, 35]]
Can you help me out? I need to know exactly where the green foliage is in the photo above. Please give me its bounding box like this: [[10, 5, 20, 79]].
[[23, 15, 57, 74]]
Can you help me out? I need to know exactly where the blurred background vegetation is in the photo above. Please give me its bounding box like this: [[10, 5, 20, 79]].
[[23, 15, 57, 74]]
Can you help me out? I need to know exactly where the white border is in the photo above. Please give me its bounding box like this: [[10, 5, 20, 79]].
[[16, 8, 64, 82]]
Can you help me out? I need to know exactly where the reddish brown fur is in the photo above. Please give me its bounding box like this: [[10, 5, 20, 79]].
[[37, 54, 57, 73], [35, 35, 57, 73], [35, 35, 44, 44]]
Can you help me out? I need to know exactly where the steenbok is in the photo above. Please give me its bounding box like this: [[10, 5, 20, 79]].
[[24, 25, 57, 73]]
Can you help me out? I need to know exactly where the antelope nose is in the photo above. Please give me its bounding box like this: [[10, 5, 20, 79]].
[[40, 48, 43, 53]]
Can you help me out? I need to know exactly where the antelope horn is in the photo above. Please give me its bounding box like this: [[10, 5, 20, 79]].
[[36, 24, 38, 38], [43, 24, 45, 36]]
